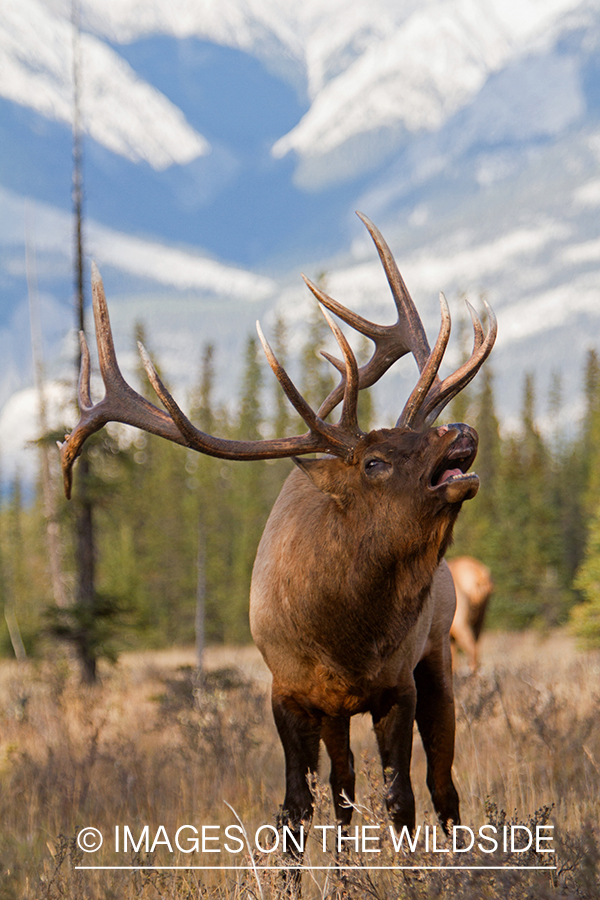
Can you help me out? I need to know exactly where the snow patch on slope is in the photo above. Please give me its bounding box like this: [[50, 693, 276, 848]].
[[1, 0, 209, 169], [37, 0, 585, 187], [273, 0, 582, 186], [314, 220, 569, 317]]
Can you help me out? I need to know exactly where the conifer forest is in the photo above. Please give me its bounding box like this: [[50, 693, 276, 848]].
[[3, 308, 600, 671]]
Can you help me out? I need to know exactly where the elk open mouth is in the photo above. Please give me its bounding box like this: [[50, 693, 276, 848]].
[[428, 428, 479, 503]]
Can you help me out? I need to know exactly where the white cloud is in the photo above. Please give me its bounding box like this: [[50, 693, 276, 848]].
[[88, 226, 277, 299], [0, 186, 276, 299], [573, 179, 600, 209]]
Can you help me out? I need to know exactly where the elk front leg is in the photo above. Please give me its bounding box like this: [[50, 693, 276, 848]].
[[321, 715, 355, 825], [271, 688, 322, 834], [371, 685, 417, 832], [272, 689, 321, 897], [414, 651, 460, 831]]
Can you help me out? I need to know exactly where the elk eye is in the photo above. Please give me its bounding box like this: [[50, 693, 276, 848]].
[[364, 458, 391, 477]]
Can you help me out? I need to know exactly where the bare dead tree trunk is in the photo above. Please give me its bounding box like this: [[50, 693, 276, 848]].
[[26, 206, 69, 611], [72, 0, 97, 684], [72, 0, 85, 341]]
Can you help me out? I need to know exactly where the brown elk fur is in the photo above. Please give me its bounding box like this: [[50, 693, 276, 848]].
[[448, 556, 494, 672], [250, 425, 480, 840]]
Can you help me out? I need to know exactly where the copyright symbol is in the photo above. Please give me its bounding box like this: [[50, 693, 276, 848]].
[[77, 827, 103, 852]]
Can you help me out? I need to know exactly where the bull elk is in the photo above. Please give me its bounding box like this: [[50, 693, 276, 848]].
[[448, 556, 494, 672], [59, 213, 496, 866]]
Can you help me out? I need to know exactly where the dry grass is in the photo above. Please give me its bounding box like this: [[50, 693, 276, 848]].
[[0, 632, 598, 899]]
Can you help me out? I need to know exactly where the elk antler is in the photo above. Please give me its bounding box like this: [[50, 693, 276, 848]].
[[59, 263, 366, 498], [303, 212, 431, 419], [400, 298, 496, 429], [305, 213, 496, 428], [60, 218, 497, 498]]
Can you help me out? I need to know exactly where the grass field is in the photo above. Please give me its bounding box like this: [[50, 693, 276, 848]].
[[0, 631, 598, 898]]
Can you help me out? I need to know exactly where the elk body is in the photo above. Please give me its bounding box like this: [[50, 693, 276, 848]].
[[60, 213, 496, 859], [448, 556, 494, 672], [250, 426, 479, 838]]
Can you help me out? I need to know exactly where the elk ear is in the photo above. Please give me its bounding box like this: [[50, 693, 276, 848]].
[[293, 457, 353, 507]]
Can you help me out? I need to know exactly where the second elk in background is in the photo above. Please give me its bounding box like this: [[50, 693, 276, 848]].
[[448, 556, 494, 672]]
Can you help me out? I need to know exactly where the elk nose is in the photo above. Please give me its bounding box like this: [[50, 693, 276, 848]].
[[435, 423, 478, 444]]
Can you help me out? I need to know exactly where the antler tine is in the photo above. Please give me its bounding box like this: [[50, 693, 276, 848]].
[[60, 265, 188, 498], [302, 273, 389, 338], [317, 304, 361, 435], [398, 293, 452, 428], [415, 300, 498, 428], [305, 212, 438, 420], [78, 330, 92, 410], [466, 299, 485, 351], [320, 350, 345, 375], [304, 273, 426, 420], [256, 321, 361, 457], [137, 342, 205, 449], [90, 261, 124, 391], [356, 212, 431, 370], [57, 331, 92, 497], [255, 322, 323, 434]]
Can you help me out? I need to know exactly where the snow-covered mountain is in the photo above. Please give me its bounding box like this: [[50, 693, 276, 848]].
[[3, 0, 209, 168], [1, 0, 600, 482], [34, 0, 596, 188]]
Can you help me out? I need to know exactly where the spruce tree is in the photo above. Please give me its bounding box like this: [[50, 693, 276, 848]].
[[572, 507, 600, 646], [570, 349, 600, 645], [271, 314, 294, 438], [356, 335, 375, 431], [189, 342, 233, 646], [301, 297, 335, 413], [227, 337, 268, 642], [448, 365, 499, 588], [495, 374, 567, 626]]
